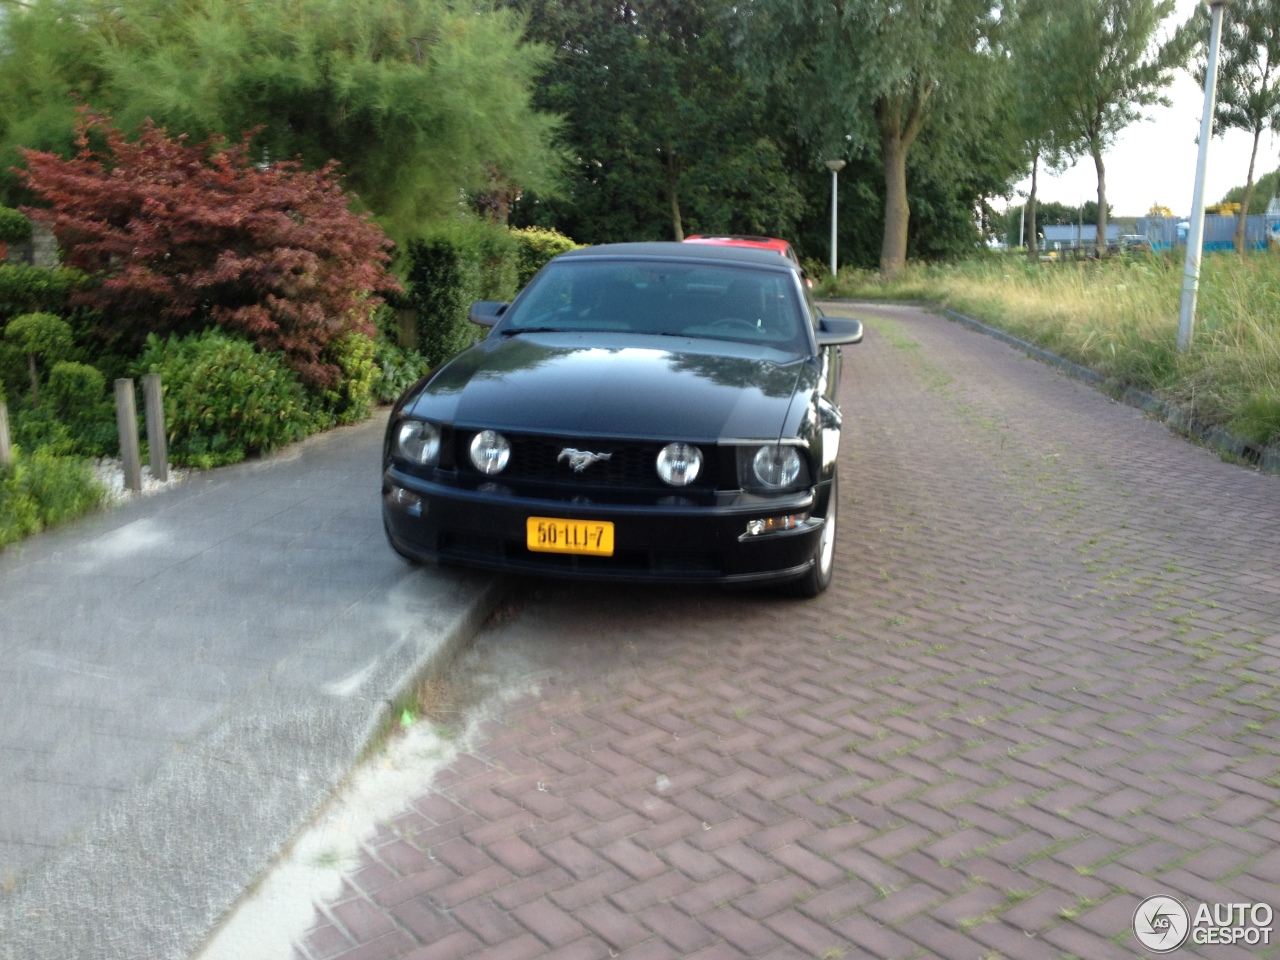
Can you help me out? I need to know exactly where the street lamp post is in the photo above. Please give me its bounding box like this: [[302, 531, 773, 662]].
[[1178, 0, 1231, 351], [826, 160, 846, 279]]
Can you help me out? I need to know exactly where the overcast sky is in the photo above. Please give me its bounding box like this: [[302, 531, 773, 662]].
[[1011, 0, 1278, 217]]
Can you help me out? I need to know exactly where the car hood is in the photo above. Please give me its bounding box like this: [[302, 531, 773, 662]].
[[405, 332, 810, 442]]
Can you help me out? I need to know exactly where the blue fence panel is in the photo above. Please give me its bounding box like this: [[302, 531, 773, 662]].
[[1139, 214, 1280, 251]]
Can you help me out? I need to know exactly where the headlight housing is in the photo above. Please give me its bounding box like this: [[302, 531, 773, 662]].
[[395, 419, 441, 467], [656, 443, 702, 486], [738, 443, 809, 491], [469, 430, 511, 475]]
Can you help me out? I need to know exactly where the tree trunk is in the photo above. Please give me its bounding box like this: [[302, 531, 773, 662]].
[[1235, 126, 1263, 255], [1027, 151, 1040, 262], [875, 86, 932, 280], [666, 151, 684, 241], [880, 132, 910, 279], [1092, 145, 1107, 258]]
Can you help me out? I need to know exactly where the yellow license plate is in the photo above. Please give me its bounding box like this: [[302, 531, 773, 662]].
[[527, 517, 614, 556]]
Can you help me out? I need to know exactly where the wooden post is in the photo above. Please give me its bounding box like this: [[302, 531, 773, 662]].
[[114, 378, 142, 493], [0, 402, 11, 469], [143, 372, 168, 483]]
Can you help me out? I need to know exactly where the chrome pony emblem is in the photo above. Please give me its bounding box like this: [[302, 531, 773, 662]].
[[558, 448, 612, 473]]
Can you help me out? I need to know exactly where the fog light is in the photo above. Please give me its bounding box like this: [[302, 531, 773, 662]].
[[656, 443, 702, 486], [386, 485, 423, 516], [470, 430, 511, 475], [743, 512, 809, 537]]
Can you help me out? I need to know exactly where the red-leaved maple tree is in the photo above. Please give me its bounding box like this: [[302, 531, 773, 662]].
[[19, 109, 400, 388]]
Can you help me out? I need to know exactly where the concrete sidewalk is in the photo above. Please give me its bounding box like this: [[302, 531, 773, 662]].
[[0, 414, 504, 960]]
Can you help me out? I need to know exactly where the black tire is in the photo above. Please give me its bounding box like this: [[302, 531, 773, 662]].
[[783, 470, 838, 598]]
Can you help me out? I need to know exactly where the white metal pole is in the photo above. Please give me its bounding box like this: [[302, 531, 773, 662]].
[[830, 170, 839, 277], [826, 160, 845, 278], [1179, 0, 1229, 351]]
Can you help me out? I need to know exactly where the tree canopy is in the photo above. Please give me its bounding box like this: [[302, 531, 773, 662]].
[[740, 0, 1013, 277], [1045, 0, 1192, 255], [508, 0, 805, 245], [0, 0, 1206, 275], [1192, 0, 1280, 250], [0, 0, 563, 241]]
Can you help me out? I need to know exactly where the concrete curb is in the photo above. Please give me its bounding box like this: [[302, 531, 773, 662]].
[[830, 298, 1280, 475]]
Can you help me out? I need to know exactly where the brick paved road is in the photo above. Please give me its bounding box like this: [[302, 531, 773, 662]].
[[294, 303, 1280, 960]]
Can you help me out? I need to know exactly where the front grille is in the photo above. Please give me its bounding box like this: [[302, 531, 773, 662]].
[[461, 432, 716, 491]]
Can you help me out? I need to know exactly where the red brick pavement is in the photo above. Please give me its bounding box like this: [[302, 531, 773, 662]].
[[296, 303, 1280, 959]]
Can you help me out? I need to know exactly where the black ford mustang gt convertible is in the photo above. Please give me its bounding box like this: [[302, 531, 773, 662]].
[[381, 241, 862, 597]]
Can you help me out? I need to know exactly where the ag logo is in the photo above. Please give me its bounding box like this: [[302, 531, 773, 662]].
[[1134, 895, 1190, 952]]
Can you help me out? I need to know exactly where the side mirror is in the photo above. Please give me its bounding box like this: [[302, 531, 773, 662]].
[[468, 301, 508, 328], [816, 316, 863, 346]]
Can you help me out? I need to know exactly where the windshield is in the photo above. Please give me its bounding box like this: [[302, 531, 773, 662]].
[[500, 259, 807, 348]]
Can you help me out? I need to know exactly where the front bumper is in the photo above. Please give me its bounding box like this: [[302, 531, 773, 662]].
[[382, 466, 826, 585]]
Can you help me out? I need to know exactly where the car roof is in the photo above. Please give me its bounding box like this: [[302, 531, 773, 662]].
[[683, 235, 795, 255], [557, 241, 800, 273]]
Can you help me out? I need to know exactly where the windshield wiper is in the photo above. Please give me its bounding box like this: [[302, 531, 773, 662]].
[[500, 326, 567, 336]]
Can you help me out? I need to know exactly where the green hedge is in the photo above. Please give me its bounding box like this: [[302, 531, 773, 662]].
[[402, 220, 521, 369], [513, 226, 578, 287]]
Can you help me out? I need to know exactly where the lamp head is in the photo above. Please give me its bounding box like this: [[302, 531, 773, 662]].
[[826, 160, 847, 173]]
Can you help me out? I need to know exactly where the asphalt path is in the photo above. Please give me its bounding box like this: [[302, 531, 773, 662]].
[[271, 302, 1280, 960]]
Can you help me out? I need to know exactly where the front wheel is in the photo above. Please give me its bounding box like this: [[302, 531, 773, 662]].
[[783, 470, 838, 598]]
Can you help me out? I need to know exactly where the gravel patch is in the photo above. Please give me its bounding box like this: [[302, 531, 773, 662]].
[[92, 457, 190, 504]]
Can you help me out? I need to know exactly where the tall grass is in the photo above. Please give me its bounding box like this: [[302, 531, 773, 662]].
[[828, 253, 1280, 450]]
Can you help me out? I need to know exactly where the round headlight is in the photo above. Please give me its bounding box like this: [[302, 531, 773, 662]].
[[396, 420, 440, 466], [656, 442, 702, 486], [752, 444, 802, 488], [469, 430, 511, 475]]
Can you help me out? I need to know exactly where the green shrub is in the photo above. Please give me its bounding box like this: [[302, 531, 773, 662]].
[[19, 447, 104, 526], [133, 330, 317, 468], [473, 223, 520, 301], [512, 226, 579, 287], [372, 336, 433, 402], [4, 312, 75, 405], [318, 332, 378, 426], [369, 307, 431, 402], [0, 208, 31, 245], [403, 220, 520, 368], [0, 341, 26, 402], [0, 264, 85, 316], [11, 407, 76, 457], [0, 462, 40, 545], [0, 447, 105, 548], [47, 361, 117, 457], [48, 361, 105, 416]]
